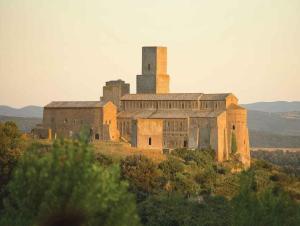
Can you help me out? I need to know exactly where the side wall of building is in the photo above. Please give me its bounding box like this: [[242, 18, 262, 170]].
[[226, 107, 250, 167], [43, 107, 103, 139], [163, 118, 188, 149], [102, 102, 119, 141], [133, 119, 163, 150]]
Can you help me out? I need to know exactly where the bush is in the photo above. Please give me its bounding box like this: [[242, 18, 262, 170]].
[[0, 122, 25, 211], [121, 155, 162, 200], [139, 193, 232, 226], [1, 138, 140, 226]]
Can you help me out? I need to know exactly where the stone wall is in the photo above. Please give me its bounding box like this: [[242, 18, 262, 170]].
[[137, 46, 169, 94], [102, 102, 119, 141], [101, 80, 130, 109], [136, 74, 156, 94], [227, 106, 250, 167], [43, 107, 103, 139], [132, 118, 163, 150], [122, 100, 227, 111], [43, 102, 118, 142], [163, 119, 188, 149]]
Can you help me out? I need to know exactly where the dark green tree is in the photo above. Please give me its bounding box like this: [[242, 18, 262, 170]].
[[139, 193, 232, 226], [0, 122, 25, 212], [231, 171, 300, 226], [1, 138, 140, 226]]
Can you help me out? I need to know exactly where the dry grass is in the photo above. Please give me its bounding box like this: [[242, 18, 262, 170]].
[[32, 139, 166, 162], [93, 141, 166, 163]]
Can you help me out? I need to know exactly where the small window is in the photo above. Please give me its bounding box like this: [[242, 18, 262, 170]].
[[148, 137, 152, 145], [95, 134, 100, 140], [148, 64, 151, 71], [184, 140, 188, 148], [232, 125, 235, 130]]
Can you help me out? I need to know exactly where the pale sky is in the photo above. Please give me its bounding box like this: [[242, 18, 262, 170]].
[[0, 0, 299, 107]]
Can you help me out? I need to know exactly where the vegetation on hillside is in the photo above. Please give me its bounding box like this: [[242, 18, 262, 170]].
[[0, 122, 300, 225]]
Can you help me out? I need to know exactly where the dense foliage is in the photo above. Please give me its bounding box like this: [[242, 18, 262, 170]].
[[0, 124, 299, 225], [252, 149, 300, 175], [0, 137, 140, 226], [120, 149, 300, 226]]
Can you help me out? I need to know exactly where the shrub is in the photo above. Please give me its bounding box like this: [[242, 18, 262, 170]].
[[1, 138, 140, 226]]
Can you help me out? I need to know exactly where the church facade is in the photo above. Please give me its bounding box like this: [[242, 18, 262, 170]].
[[41, 46, 250, 166]]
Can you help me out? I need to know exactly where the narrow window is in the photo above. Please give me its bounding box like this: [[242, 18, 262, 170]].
[[184, 140, 188, 148], [148, 137, 152, 145], [148, 64, 151, 71], [232, 125, 235, 130]]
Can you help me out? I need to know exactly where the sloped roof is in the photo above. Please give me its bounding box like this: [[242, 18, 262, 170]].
[[200, 93, 234, 101], [44, 101, 105, 108], [118, 109, 225, 119], [227, 104, 246, 110], [121, 93, 233, 101]]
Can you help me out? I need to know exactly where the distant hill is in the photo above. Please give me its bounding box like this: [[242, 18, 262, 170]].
[[242, 101, 300, 112], [0, 105, 43, 118], [247, 110, 300, 136], [0, 115, 42, 132], [249, 130, 300, 148]]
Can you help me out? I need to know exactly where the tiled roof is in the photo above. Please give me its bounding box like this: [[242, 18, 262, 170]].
[[121, 93, 233, 101], [118, 110, 225, 119], [44, 101, 105, 108]]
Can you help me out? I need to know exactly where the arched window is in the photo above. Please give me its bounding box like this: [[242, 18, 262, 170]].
[[232, 125, 235, 130]]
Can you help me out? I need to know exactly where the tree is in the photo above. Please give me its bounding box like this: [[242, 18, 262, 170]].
[[0, 122, 25, 211], [139, 193, 232, 226], [121, 155, 162, 201], [1, 138, 140, 226], [231, 171, 300, 226]]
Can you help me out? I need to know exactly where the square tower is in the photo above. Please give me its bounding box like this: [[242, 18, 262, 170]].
[[137, 47, 170, 94]]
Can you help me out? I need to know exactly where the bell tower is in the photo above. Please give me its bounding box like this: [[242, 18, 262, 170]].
[[136, 46, 170, 94]]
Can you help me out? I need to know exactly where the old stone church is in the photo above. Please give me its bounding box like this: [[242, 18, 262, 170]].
[[40, 46, 250, 166]]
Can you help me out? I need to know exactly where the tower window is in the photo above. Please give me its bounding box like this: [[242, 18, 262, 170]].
[[148, 64, 151, 71], [148, 137, 152, 145]]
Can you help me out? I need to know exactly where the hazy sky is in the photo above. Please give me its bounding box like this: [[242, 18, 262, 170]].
[[0, 0, 299, 107]]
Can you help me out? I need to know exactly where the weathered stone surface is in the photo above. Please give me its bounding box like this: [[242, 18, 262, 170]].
[[43, 101, 118, 141], [137, 47, 169, 94], [100, 79, 130, 109]]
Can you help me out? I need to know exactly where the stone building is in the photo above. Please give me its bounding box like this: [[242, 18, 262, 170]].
[[40, 46, 250, 166], [100, 79, 130, 109], [114, 46, 250, 166], [43, 101, 119, 141]]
